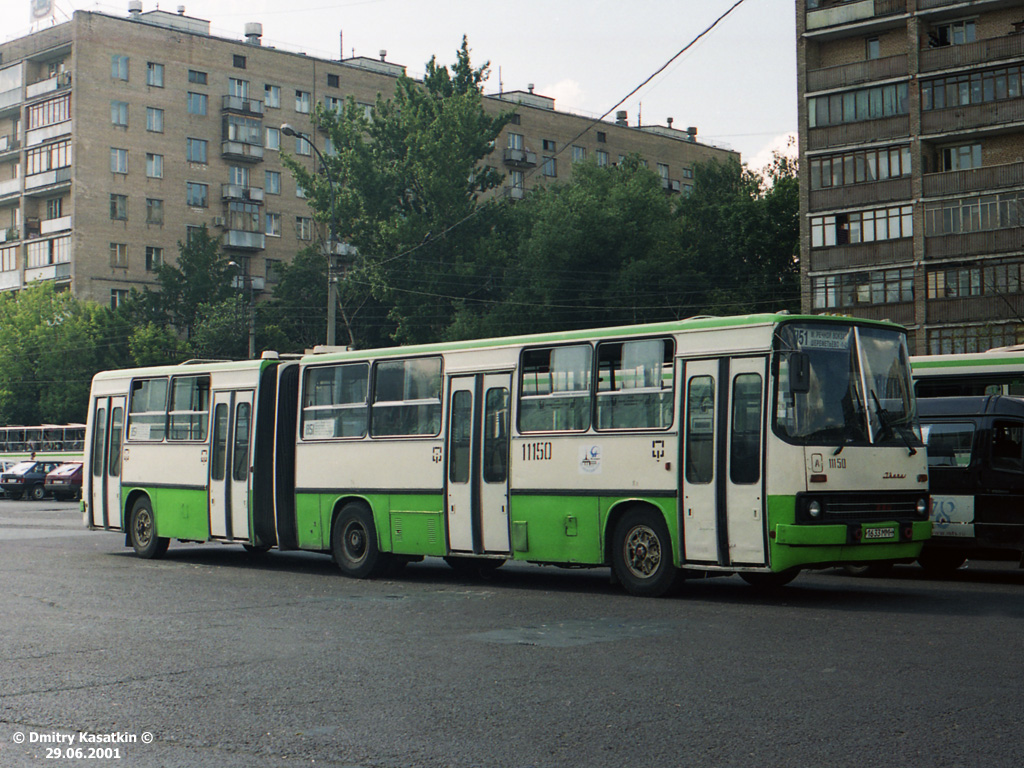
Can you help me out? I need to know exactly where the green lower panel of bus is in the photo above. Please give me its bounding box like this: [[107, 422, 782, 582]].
[[766, 495, 929, 572], [508, 496, 677, 566], [126, 486, 210, 542]]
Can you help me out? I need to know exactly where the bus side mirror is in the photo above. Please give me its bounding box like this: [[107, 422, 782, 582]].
[[789, 352, 810, 394]]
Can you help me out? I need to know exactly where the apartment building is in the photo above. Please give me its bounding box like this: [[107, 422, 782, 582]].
[[0, 5, 735, 308], [798, 0, 1024, 354]]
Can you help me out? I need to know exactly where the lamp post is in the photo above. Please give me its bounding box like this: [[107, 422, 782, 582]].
[[281, 122, 341, 347], [228, 260, 256, 360]]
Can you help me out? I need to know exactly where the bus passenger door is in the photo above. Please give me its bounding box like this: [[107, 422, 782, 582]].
[[724, 357, 767, 566], [209, 390, 254, 541], [681, 360, 719, 562], [89, 396, 125, 530], [446, 374, 512, 555]]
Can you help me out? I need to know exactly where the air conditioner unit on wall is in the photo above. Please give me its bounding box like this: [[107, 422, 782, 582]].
[[212, 216, 226, 227]]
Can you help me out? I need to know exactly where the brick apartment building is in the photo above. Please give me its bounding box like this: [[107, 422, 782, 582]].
[[798, 0, 1024, 354], [0, 4, 735, 308]]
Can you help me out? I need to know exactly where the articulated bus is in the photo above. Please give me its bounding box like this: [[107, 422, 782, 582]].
[[913, 347, 1024, 398], [84, 314, 930, 596], [0, 424, 86, 461]]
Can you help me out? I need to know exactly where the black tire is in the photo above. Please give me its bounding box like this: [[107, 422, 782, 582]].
[[331, 502, 390, 578], [242, 543, 271, 554], [740, 569, 799, 589], [917, 548, 967, 575], [611, 508, 679, 597], [29, 484, 45, 501], [129, 497, 169, 559], [444, 556, 506, 577]]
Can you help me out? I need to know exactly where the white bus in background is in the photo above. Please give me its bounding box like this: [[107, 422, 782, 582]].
[[85, 313, 931, 597]]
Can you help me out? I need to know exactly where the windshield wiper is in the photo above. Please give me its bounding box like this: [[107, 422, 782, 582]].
[[870, 390, 916, 456]]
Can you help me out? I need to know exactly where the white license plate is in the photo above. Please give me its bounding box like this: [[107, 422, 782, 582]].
[[864, 526, 895, 540]]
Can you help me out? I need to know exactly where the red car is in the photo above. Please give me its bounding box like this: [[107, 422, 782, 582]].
[[44, 462, 83, 501]]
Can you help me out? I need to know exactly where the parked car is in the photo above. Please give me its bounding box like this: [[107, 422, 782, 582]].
[[45, 462, 83, 501], [0, 460, 18, 498], [0, 461, 61, 500]]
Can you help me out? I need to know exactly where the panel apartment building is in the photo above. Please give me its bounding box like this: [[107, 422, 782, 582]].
[[0, 5, 735, 308], [798, 0, 1024, 354]]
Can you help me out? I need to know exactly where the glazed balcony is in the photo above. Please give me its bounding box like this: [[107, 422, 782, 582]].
[[920, 34, 1024, 73], [809, 238, 913, 272], [808, 115, 910, 150], [806, 0, 906, 32], [922, 161, 1024, 198], [809, 177, 912, 211], [806, 54, 907, 92], [921, 99, 1024, 135], [925, 228, 1024, 260]]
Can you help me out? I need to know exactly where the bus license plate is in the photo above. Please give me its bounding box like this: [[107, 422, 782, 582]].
[[864, 526, 895, 540]]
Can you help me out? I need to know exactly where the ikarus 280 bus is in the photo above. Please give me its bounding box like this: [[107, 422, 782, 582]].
[[84, 313, 931, 596]]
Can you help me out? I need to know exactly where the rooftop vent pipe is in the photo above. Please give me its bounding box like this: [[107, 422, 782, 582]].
[[245, 22, 263, 45]]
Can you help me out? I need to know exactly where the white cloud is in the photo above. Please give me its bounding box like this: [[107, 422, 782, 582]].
[[540, 79, 586, 111], [745, 132, 798, 175]]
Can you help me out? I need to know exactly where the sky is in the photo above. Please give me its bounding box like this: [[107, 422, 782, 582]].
[[3, 0, 798, 171]]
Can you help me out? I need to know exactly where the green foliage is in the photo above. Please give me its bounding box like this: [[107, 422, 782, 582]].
[[0, 283, 132, 424]]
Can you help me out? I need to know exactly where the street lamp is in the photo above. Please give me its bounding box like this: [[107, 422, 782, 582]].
[[281, 122, 342, 347], [228, 260, 256, 360]]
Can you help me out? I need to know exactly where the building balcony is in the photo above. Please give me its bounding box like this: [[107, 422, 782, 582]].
[[836, 302, 915, 326], [25, 261, 71, 284], [0, 177, 20, 198], [927, 294, 1024, 325], [661, 178, 682, 193], [0, 135, 18, 155], [0, 88, 22, 112], [25, 72, 71, 100], [225, 230, 266, 250], [503, 185, 525, 200], [230, 275, 266, 292], [807, 115, 910, 150], [0, 226, 18, 243], [26, 120, 71, 147], [921, 99, 1024, 136], [920, 34, 1024, 73], [503, 148, 537, 168], [221, 95, 264, 116], [809, 238, 913, 272], [806, 54, 907, 92], [40, 215, 71, 235], [221, 184, 264, 203], [925, 228, 1024, 260], [809, 177, 912, 210], [917, 0, 1012, 12], [0, 271, 21, 291], [923, 161, 1024, 198], [23, 166, 71, 192], [805, 0, 906, 33], [221, 141, 264, 162]]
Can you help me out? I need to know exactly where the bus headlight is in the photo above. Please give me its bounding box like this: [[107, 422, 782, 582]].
[[916, 498, 928, 517], [808, 500, 822, 519]]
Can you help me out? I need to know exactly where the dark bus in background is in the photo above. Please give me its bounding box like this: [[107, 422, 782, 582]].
[[918, 396, 1024, 573]]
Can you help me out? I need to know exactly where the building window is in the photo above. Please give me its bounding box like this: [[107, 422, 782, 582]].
[[294, 132, 311, 155], [928, 324, 1022, 355], [509, 113, 521, 125], [110, 242, 128, 268], [110, 148, 128, 174], [683, 167, 694, 179], [46, 197, 63, 219], [265, 126, 280, 150], [325, 96, 343, 114], [596, 150, 608, 167], [233, 54, 247, 69], [146, 107, 164, 132], [811, 205, 913, 247], [229, 78, 249, 98], [145, 198, 164, 225], [26, 140, 71, 174], [224, 114, 261, 145], [264, 84, 280, 108], [110, 289, 129, 309], [922, 65, 1023, 111], [295, 90, 311, 113], [327, 73, 339, 88], [188, 69, 207, 85], [510, 170, 524, 190], [228, 202, 260, 232], [27, 236, 70, 267], [146, 62, 164, 87], [940, 144, 982, 172], [296, 216, 313, 240], [145, 246, 163, 271], [186, 138, 208, 164], [812, 268, 914, 309], [186, 182, 209, 208], [508, 132, 524, 150], [542, 156, 557, 177], [572, 146, 587, 163], [111, 55, 129, 80], [187, 92, 208, 116], [929, 19, 976, 48], [266, 258, 282, 283], [265, 212, 281, 237], [596, 132, 607, 143], [111, 100, 128, 127], [110, 194, 128, 220], [0, 245, 17, 272], [542, 139, 556, 152], [808, 82, 909, 127], [27, 93, 70, 129], [809, 145, 911, 190], [145, 153, 163, 179], [657, 163, 669, 181], [924, 191, 1024, 236], [866, 37, 880, 60], [265, 170, 281, 195]]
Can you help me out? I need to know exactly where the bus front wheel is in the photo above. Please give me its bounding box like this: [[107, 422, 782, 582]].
[[611, 508, 679, 597], [332, 502, 390, 579], [129, 497, 169, 559]]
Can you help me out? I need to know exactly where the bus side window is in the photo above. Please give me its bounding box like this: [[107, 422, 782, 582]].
[[991, 420, 1024, 472]]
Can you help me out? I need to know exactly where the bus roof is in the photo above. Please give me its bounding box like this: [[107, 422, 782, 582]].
[[912, 350, 1024, 374], [918, 395, 1024, 419]]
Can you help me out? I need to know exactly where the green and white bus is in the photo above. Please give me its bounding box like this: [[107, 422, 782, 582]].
[[84, 314, 931, 596]]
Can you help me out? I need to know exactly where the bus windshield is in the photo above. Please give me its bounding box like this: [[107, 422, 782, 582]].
[[774, 322, 919, 448]]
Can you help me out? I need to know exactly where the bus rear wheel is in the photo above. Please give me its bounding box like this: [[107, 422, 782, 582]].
[[129, 497, 169, 559], [740, 569, 799, 589], [611, 508, 679, 597], [332, 502, 390, 579]]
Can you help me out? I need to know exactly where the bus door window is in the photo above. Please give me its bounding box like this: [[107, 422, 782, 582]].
[[483, 387, 509, 483], [211, 403, 229, 481], [233, 402, 251, 481], [448, 390, 472, 484], [685, 375, 715, 484], [991, 420, 1024, 472], [729, 374, 762, 484], [109, 407, 124, 477], [91, 407, 107, 478]]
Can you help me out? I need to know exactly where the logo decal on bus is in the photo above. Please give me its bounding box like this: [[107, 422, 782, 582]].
[[580, 445, 602, 474]]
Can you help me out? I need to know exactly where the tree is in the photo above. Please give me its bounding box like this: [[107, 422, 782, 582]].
[[282, 37, 513, 347]]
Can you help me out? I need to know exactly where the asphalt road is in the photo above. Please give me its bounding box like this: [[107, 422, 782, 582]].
[[1, 499, 1023, 768]]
